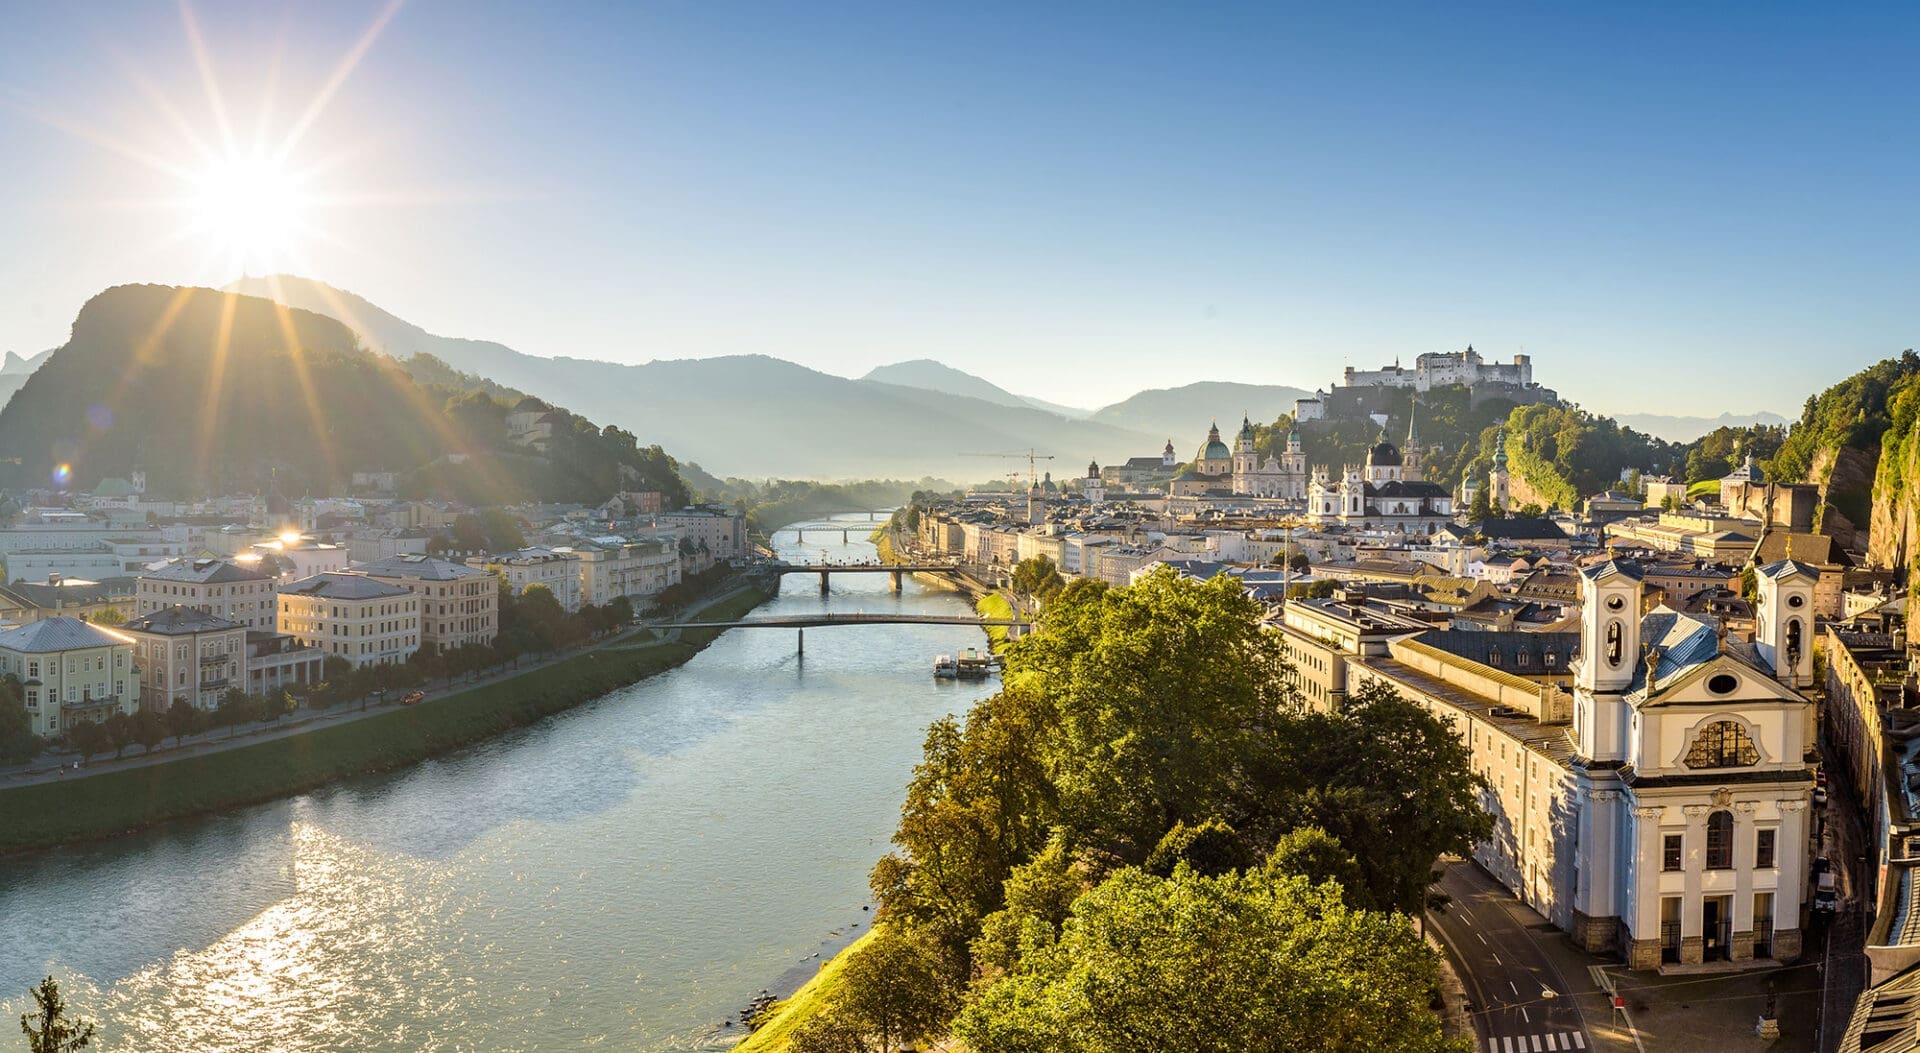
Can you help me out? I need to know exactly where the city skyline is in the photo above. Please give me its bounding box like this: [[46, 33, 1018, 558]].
[[3, 2, 1916, 416]]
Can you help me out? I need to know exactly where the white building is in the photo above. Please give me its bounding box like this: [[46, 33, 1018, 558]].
[[1349, 557, 1816, 969], [559, 538, 681, 608], [123, 606, 248, 711], [1305, 419, 1454, 534], [1343, 347, 1532, 392], [0, 617, 139, 737], [1230, 418, 1309, 499], [354, 555, 499, 653], [277, 572, 420, 668], [655, 506, 748, 561], [136, 558, 278, 630], [472, 548, 583, 612]]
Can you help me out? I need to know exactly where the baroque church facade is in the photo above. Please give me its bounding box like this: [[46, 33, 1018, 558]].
[[1304, 416, 1455, 532]]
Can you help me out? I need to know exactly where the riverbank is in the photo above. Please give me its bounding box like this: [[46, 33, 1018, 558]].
[[0, 585, 772, 856], [733, 927, 879, 1053]]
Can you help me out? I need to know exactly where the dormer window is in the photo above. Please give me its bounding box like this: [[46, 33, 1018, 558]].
[[1683, 720, 1760, 769]]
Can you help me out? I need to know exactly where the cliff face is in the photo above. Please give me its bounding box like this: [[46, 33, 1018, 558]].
[[1868, 426, 1920, 573], [1816, 444, 1876, 555]]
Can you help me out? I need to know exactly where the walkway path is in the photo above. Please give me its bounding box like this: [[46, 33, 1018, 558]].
[[0, 580, 766, 790]]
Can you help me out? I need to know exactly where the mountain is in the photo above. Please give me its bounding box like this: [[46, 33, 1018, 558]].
[[1090, 382, 1316, 445], [228, 276, 1163, 479], [0, 285, 687, 505], [860, 359, 1091, 419], [1608, 410, 1792, 444], [0, 347, 54, 414]]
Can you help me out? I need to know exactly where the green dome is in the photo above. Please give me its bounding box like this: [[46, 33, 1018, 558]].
[[1204, 440, 1231, 460]]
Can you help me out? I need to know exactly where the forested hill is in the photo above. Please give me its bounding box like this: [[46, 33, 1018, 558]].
[[0, 284, 688, 506]]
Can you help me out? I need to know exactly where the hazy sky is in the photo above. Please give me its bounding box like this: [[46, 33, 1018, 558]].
[[2, 2, 1915, 416]]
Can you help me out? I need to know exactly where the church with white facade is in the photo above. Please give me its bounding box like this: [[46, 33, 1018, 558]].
[[1304, 416, 1454, 532], [1350, 558, 1816, 970]]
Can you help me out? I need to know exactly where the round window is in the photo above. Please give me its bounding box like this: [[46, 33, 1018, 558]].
[[1707, 673, 1739, 695], [1787, 594, 1805, 609], [1606, 595, 1626, 611]]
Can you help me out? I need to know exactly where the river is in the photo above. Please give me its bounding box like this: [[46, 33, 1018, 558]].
[[0, 515, 992, 1051]]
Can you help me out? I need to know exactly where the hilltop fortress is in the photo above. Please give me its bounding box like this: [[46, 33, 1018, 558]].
[[1295, 346, 1558, 421]]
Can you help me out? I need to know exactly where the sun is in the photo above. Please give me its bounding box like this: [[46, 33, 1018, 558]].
[[188, 151, 311, 275]]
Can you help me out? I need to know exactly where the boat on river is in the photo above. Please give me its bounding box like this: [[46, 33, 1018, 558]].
[[955, 647, 991, 679], [933, 654, 958, 678]]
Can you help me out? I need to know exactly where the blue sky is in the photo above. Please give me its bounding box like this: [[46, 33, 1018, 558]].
[[1, 2, 1915, 416]]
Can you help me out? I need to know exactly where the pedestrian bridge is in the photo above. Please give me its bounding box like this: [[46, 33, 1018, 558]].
[[664, 612, 1028, 630], [767, 561, 968, 594]]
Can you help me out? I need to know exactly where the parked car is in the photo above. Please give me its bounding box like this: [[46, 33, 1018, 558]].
[[400, 691, 426, 706], [1815, 871, 1840, 913], [1814, 855, 1831, 876], [1814, 785, 1829, 807]]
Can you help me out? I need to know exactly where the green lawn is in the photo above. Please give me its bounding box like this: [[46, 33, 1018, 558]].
[[0, 587, 770, 856], [732, 927, 877, 1053], [976, 592, 1014, 648], [1687, 478, 1723, 500]]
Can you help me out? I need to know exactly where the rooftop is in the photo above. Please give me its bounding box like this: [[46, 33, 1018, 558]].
[[0, 616, 132, 653]]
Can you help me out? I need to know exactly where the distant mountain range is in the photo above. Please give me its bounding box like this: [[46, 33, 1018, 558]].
[[222, 276, 1299, 479], [1607, 410, 1792, 443]]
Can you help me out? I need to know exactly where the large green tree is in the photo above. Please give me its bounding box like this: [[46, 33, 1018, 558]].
[[1009, 569, 1291, 864], [953, 866, 1465, 1053]]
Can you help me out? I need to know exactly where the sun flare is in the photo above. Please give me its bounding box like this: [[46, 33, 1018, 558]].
[[188, 152, 311, 273]]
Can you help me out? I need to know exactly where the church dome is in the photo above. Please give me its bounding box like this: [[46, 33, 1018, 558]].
[[1202, 422, 1230, 461], [1367, 438, 1402, 467]]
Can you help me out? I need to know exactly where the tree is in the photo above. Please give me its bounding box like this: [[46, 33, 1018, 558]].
[[165, 698, 200, 746], [1264, 825, 1366, 901], [516, 584, 568, 654], [66, 720, 109, 763], [132, 708, 166, 754], [1467, 482, 1494, 522], [813, 924, 956, 1053], [953, 866, 1462, 1053], [1010, 569, 1293, 864], [1515, 502, 1543, 518], [104, 711, 134, 759], [87, 607, 125, 627], [19, 975, 95, 1053], [216, 688, 252, 736], [871, 685, 1058, 969], [1010, 557, 1064, 602], [0, 674, 40, 764], [972, 835, 1090, 978], [1263, 680, 1492, 914]]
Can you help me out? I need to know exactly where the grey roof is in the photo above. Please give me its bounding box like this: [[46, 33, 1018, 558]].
[[1579, 558, 1644, 582], [1632, 607, 1724, 694], [279, 572, 413, 600], [1757, 558, 1822, 582], [0, 616, 130, 653], [125, 605, 243, 635], [140, 558, 272, 584], [355, 554, 490, 581], [1480, 518, 1572, 542], [3, 576, 138, 608], [1417, 630, 1581, 672]]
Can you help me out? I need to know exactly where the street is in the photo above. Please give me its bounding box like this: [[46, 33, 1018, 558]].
[[1431, 861, 1593, 1052]]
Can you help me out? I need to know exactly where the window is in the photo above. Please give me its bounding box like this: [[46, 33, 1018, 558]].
[[1684, 721, 1761, 769], [1756, 828, 1776, 868], [1663, 834, 1683, 872], [1705, 810, 1734, 870]]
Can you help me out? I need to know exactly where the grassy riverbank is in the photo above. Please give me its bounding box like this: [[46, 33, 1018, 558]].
[[733, 927, 879, 1053], [0, 586, 771, 856], [976, 592, 1014, 648]]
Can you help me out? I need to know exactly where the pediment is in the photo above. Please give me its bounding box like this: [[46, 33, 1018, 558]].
[[1637, 655, 1804, 708]]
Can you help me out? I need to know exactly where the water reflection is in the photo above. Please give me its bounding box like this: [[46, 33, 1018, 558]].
[[0, 515, 986, 1050]]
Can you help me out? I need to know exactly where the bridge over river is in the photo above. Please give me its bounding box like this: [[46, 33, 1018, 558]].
[[768, 560, 969, 594], [654, 610, 1031, 654]]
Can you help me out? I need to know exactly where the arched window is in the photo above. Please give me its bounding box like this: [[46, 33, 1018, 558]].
[[1705, 810, 1733, 870], [1684, 720, 1760, 769], [1605, 622, 1623, 667], [1786, 618, 1803, 666]]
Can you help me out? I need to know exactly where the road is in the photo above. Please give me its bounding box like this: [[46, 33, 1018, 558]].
[[1431, 861, 1595, 1053]]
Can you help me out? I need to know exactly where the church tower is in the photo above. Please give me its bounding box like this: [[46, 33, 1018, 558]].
[[1085, 460, 1105, 507], [1234, 417, 1258, 478], [1162, 439, 1177, 468], [1489, 430, 1511, 514], [1574, 560, 1643, 761], [1754, 559, 1817, 688], [1403, 405, 1423, 481]]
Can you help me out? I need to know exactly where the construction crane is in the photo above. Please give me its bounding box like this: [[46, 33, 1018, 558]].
[[962, 449, 1055, 492]]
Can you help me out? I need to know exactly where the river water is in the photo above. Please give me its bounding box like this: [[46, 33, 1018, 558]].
[[0, 515, 991, 1051]]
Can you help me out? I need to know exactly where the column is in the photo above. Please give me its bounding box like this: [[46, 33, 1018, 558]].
[[1627, 803, 1666, 969], [1731, 800, 1759, 961], [1679, 804, 1711, 964], [1773, 798, 1809, 961]]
